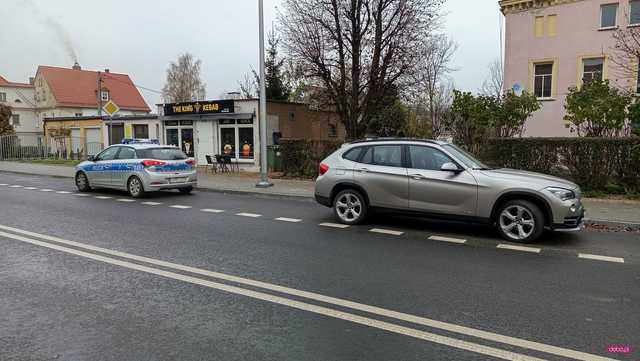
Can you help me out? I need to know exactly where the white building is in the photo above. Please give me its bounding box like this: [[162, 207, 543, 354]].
[[0, 75, 40, 138]]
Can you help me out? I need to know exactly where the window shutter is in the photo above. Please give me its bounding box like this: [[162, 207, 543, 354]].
[[547, 15, 557, 37], [534, 16, 544, 38]]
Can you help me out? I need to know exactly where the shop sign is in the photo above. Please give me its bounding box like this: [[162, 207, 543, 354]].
[[164, 100, 234, 116]]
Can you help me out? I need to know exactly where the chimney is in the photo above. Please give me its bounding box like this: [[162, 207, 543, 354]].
[[104, 68, 110, 73], [72, 62, 81, 70], [29, 77, 35, 85]]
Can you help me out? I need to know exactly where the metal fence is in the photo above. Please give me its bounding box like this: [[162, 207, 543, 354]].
[[0, 134, 104, 161]]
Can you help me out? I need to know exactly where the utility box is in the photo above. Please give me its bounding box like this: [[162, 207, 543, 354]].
[[267, 145, 282, 172]]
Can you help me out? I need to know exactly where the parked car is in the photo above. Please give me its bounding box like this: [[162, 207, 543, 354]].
[[74, 142, 197, 198], [314, 138, 584, 243]]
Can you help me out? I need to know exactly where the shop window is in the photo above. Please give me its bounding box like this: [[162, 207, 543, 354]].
[[238, 127, 254, 159]]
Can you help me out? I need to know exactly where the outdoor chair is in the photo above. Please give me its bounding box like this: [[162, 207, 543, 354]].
[[205, 155, 218, 173]]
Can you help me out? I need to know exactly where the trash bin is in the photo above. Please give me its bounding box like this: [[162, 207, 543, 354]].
[[267, 145, 282, 172]]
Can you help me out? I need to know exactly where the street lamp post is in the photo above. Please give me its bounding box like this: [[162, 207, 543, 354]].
[[256, 0, 273, 188]]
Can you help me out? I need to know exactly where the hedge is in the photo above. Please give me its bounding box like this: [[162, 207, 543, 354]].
[[280, 137, 640, 193], [479, 137, 640, 193]]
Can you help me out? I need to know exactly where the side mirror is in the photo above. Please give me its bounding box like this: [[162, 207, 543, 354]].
[[441, 162, 462, 173], [87, 155, 97, 162]]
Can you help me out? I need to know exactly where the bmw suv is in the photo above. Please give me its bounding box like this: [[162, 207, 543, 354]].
[[314, 139, 585, 243]]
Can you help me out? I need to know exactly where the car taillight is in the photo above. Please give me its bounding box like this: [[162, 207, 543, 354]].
[[141, 160, 166, 167], [319, 163, 329, 175], [185, 159, 196, 166]]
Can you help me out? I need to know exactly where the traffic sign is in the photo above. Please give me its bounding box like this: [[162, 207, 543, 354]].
[[103, 100, 120, 116]]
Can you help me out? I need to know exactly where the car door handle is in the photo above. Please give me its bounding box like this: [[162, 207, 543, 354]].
[[410, 174, 426, 180], [358, 168, 369, 173]]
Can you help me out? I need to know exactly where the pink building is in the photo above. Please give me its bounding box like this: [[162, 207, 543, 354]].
[[501, 0, 639, 136]]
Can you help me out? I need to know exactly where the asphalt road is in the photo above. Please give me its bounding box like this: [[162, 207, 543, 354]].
[[0, 172, 638, 361]]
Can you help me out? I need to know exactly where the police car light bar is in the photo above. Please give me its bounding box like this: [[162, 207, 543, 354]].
[[121, 139, 160, 145]]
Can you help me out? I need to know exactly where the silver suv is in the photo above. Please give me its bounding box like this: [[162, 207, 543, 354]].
[[314, 139, 585, 243]]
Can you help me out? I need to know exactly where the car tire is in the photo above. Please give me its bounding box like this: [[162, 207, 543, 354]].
[[127, 176, 145, 198], [75, 172, 92, 192], [496, 200, 545, 243], [178, 186, 193, 194], [333, 189, 367, 225]]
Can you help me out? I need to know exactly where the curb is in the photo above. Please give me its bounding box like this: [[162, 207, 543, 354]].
[[0, 169, 74, 179], [584, 218, 640, 229]]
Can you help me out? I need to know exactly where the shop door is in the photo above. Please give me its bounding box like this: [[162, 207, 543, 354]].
[[181, 128, 194, 157]]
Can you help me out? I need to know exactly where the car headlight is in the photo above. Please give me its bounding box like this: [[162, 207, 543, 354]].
[[546, 187, 575, 201]]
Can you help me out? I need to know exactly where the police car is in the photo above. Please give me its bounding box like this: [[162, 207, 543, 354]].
[[74, 139, 197, 198]]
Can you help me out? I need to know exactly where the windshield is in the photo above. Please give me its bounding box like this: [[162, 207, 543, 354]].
[[442, 144, 490, 170], [137, 147, 188, 160]]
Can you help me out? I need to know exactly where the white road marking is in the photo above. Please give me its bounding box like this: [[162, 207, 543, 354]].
[[236, 212, 262, 218], [94, 196, 112, 199], [0, 224, 617, 361], [23, 187, 39, 190], [39, 189, 54, 192], [201, 209, 225, 213], [142, 202, 162, 206], [578, 253, 625, 264], [74, 193, 90, 197], [275, 217, 303, 223], [370, 228, 404, 236], [429, 236, 467, 244], [169, 205, 192, 209], [117, 199, 136, 203], [496, 244, 541, 254], [56, 191, 72, 194], [9, 185, 24, 188], [0, 231, 545, 361], [0, 183, 8, 186], [319, 222, 350, 229]]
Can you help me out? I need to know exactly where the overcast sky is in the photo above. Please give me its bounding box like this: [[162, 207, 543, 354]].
[[0, 0, 503, 109]]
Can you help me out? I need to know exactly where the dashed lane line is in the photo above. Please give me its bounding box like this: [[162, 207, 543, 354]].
[[169, 205, 192, 209], [370, 228, 405, 236], [94, 196, 112, 199], [236, 212, 262, 218], [23, 187, 39, 190], [117, 199, 136, 203], [429, 236, 467, 244], [9, 185, 24, 188], [0, 183, 8, 186], [496, 244, 541, 254], [56, 191, 72, 194], [39, 189, 54, 192], [578, 253, 625, 264], [73, 193, 90, 197], [0, 224, 617, 361], [141, 202, 163, 206], [319, 222, 350, 229], [201, 209, 225, 213], [275, 217, 303, 223]]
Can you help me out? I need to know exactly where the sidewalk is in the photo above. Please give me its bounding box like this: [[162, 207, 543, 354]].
[[1, 161, 638, 225]]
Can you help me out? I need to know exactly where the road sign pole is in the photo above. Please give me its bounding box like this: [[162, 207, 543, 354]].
[[256, 0, 272, 188]]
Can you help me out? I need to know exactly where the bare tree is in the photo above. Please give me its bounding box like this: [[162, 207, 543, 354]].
[[279, 0, 444, 139], [480, 58, 504, 98], [162, 53, 206, 103], [612, 26, 640, 85], [238, 73, 257, 99], [412, 34, 457, 137]]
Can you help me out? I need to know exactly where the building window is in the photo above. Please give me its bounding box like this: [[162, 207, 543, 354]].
[[546, 15, 557, 37], [15, 99, 22, 103], [582, 58, 604, 84], [0, 92, 6, 102], [101, 90, 109, 102], [75, 112, 83, 117], [534, 63, 553, 99], [11, 114, 20, 126], [534, 16, 544, 38], [600, 3, 618, 28], [636, 60, 640, 94], [328, 124, 338, 138], [631, 0, 640, 25], [133, 124, 149, 139]]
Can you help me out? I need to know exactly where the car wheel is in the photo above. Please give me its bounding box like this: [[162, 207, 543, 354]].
[[127, 176, 145, 198], [75, 172, 92, 192], [178, 186, 193, 194], [333, 189, 367, 225], [496, 200, 545, 243]]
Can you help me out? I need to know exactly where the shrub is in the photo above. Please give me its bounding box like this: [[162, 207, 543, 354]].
[[279, 138, 342, 178], [479, 137, 640, 193]]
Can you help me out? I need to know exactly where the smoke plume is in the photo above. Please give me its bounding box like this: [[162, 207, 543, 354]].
[[22, 0, 79, 63]]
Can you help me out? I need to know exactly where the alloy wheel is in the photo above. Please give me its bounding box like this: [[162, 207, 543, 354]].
[[336, 192, 362, 223], [499, 205, 536, 241]]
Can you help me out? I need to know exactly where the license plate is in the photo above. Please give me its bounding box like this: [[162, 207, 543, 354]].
[[169, 177, 187, 184]]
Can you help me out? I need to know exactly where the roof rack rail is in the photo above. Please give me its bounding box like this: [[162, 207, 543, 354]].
[[348, 137, 438, 145]]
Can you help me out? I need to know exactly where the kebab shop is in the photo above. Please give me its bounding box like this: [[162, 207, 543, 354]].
[[160, 99, 261, 171]]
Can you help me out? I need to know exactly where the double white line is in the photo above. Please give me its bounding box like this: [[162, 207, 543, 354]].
[[0, 224, 615, 361]]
